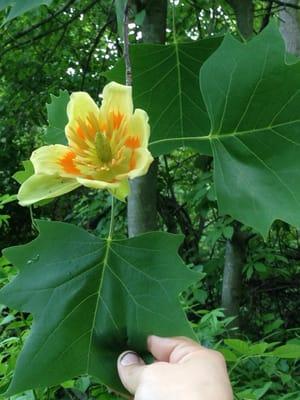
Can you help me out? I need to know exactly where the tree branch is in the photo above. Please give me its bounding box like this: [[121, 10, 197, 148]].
[[260, 1, 274, 31], [3, 0, 76, 47], [268, 0, 300, 9], [80, 13, 114, 90], [124, 1, 132, 86], [1, 0, 99, 56]]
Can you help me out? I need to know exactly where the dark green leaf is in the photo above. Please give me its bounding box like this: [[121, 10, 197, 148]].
[[114, 0, 126, 38], [108, 23, 300, 236], [0, 220, 197, 395], [200, 22, 300, 237], [45, 90, 69, 145], [106, 38, 222, 156], [0, 0, 52, 22]]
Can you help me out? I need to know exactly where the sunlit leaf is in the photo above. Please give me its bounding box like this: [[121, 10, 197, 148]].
[[272, 344, 300, 359]]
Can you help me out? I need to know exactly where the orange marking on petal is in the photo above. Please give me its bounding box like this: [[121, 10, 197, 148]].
[[100, 122, 107, 132], [77, 125, 85, 140], [113, 112, 123, 129], [125, 136, 140, 149], [60, 151, 80, 175], [129, 152, 136, 170]]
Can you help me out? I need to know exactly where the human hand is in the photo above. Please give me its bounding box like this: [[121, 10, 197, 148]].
[[117, 335, 233, 400]]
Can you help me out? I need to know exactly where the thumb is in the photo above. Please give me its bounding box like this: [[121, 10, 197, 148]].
[[117, 351, 146, 394]]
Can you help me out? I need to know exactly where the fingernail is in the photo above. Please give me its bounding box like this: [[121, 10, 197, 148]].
[[120, 351, 140, 366]]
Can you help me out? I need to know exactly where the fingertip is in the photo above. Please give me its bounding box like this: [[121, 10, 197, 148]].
[[117, 351, 145, 395], [118, 351, 144, 367]]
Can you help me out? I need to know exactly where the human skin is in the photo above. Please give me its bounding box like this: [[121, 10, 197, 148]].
[[117, 335, 233, 400]]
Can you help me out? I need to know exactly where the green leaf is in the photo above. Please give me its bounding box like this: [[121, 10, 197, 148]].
[[12, 161, 34, 184], [247, 342, 268, 356], [105, 38, 222, 156], [201, 22, 300, 237], [254, 382, 272, 399], [0, 0, 53, 22], [223, 225, 234, 239], [109, 23, 300, 236], [135, 9, 145, 26], [0, 220, 197, 396], [224, 339, 249, 355], [114, 0, 126, 38], [44, 90, 69, 145], [271, 344, 300, 359], [219, 348, 237, 362]]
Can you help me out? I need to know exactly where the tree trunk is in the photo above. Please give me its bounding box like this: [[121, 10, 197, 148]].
[[221, 4, 253, 326], [127, 0, 167, 237], [279, 0, 300, 55], [221, 227, 248, 327], [226, 0, 254, 39]]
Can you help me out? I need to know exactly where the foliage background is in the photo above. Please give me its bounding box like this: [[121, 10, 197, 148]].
[[0, 0, 299, 399]]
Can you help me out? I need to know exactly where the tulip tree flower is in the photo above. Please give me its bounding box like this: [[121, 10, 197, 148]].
[[18, 82, 154, 206]]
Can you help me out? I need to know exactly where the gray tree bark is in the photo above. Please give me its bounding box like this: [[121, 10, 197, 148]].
[[279, 0, 300, 55], [221, 227, 248, 327], [127, 0, 167, 237], [221, 3, 254, 326], [226, 0, 254, 39]]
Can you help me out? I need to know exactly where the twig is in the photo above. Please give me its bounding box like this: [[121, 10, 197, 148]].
[[266, 0, 300, 9], [1, 0, 99, 56], [2, 0, 76, 47], [81, 14, 114, 90], [260, 1, 274, 31], [124, 1, 132, 86]]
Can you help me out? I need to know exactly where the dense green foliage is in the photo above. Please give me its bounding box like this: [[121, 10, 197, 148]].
[[0, 1, 300, 399]]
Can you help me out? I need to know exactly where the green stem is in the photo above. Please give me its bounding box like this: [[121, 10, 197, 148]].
[[29, 206, 38, 232], [171, 2, 177, 44], [108, 195, 115, 240]]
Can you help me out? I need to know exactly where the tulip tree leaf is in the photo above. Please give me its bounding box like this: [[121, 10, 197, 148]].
[[114, 0, 126, 38], [45, 90, 69, 145], [200, 22, 300, 237], [0, 220, 197, 396], [105, 38, 222, 156], [109, 23, 300, 236], [0, 0, 52, 22]]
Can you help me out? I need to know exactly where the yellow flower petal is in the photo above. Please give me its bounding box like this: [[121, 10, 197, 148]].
[[127, 148, 154, 179], [100, 82, 133, 122], [76, 177, 130, 200], [126, 109, 150, 148], [18, 174, 80, 206], [30, 145, 81, 177], [108, 179, 130, 202], [66, 92, 100, 146], [67, 92, 99, 123], [76, 177, 120, 190], [17, 82, 153, 207]]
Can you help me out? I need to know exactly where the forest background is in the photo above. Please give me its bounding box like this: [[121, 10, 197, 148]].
[[0, 0, 300, 399]]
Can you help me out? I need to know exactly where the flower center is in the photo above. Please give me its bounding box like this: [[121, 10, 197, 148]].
[[95, 132, 112, 164]]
